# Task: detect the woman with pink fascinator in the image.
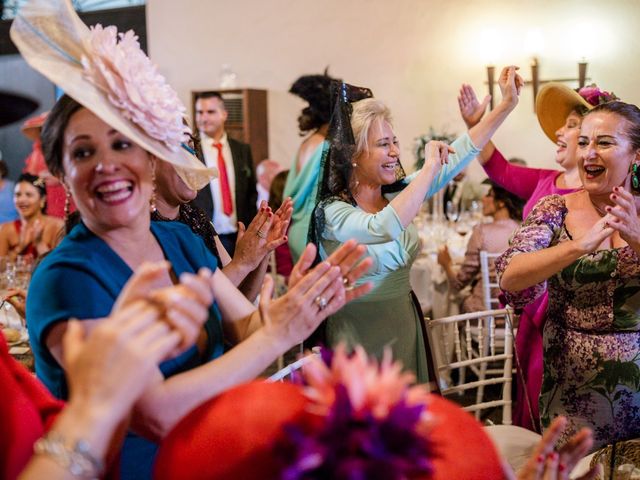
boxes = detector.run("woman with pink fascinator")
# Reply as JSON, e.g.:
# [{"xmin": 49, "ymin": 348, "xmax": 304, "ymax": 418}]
[{"xmin": 12, "ymin": 1, "xmax": 372, "ymax": 478}]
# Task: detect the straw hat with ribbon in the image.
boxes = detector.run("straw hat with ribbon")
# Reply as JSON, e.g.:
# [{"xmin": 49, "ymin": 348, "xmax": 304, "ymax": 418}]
[
  {"xmin": 536, "ymin": 82, "xmax": 619, "ymax": 143},
  {"xmin": 10, "ymin": 0, "xmax": 215, "ymax": 191},
  {"xmin": 154, "ymin": 345, "xmax": 504, "ymax": 480}
]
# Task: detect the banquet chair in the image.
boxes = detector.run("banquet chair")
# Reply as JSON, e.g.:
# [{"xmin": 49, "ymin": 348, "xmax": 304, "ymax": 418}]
[
  {"xmin": 267, "ymin": 350, "xmax": 319, "ymax": 383},
  {"xmin": 479, "ymin": 250, "xmax": 502, "ymax": 310},
  {"xmin": 425, "ymin": 308, "xmax": 515, "ymax": 423},
  {"xmin": 426, "ymin": 307, "xmax": 542, "ymax": 472}
]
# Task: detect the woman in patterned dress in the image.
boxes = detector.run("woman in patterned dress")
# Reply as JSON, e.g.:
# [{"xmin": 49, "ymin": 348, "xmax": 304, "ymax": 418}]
[{"xmin": 497, "ymin": 101, "xmax": 640, "ymax": 450}]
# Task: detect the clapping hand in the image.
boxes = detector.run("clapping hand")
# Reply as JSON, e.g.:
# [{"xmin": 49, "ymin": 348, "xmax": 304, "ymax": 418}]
[
  {"xmin": 234, "ymin": 199, "xmax": 294, "ymax": 270},
  {"xmin": 574, "ymin": 214, "xmax": 615, "ymax": 254},
  {"xmin": 507, "ymin": 416, "xmax": 601, "ymax": 480},
  {"xmin": 289, "ymin": 240, "xmax": 373, "ymax": 303},
  {"xmin": 604, "ymin": 184, "xmax": 640, "ymax": 251},
  {"xmin": 18, "ymin": 219, "xmax": 44, "ymax": 251},
  {"xmin": 458, "ymin": 84, "xmax": 491, "ymax": 128},
  {"xmin": 63, "ymin": 300, "xmax": 183, "ymax": 427},
  {"xmin": 111, "ymin": 262, "xmax": 214, "ymax": 353}
]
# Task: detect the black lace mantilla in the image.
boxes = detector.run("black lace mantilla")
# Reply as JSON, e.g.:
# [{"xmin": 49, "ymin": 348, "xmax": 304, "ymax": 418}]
[
  {"xmin": 307, "ymin": 81, "xmax": 407, "ymax": 260},
  {"xmin": 152, "ymin": 203, "xmax": 220, "ymax": 263}
]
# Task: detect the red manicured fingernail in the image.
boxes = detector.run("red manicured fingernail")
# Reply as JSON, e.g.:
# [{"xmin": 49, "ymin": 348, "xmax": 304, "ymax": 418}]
[
  {"xmin": 559, "ymin": 463, "xmax": 566, "ymax": 472},
  {"xmin": 612, "ymin": 194, "xmax": 617, "ymax": 199},
  {"xmin": 614, "ymin": 186, "xmax": 619, "ymax": 191},
  {"xmin": 606, "ymin": 206, "xmax": 612, "ymax": 212},
  {"xmin": 536, "ymin": 454, "xmax": 544, "ymax": 463}
]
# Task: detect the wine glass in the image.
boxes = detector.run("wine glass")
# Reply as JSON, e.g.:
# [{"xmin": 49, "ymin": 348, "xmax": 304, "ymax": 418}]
[
  {"xmin": 446, "ymin": 201, "xmax": 459, "ymax": 223},
  {"xmin": 470, "ymin": 200, "xmax": 482, "ymax": 221}
]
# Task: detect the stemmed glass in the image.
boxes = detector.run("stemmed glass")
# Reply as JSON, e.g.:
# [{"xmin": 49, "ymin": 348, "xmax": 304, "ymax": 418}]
[
  {"xmin": 446, "ymin": 201, "xmax": 460, "ymax": 223},
  {"xmin": 469, "ymin": 200, "xmax": 482, "ymax": 221}
]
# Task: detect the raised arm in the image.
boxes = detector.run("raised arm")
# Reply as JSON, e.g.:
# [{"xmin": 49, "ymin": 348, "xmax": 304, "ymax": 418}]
[
  {"xmin": 457, "ymin": 66, "xmax": 522, "ymax": 165},
  {"xmin": 324, "ymin": 137, "xmax": 477, "ymax": 244},
  {"xmin": 402, "ymin": 66, "xmax": 523, "ymax": 217},
  {"xmin": 482, "ymin": 147, "xmax": 548, "ymax": 200},
  {"xmin": 466, "ymin": 66, "xmax": 522, "ymax": 152},
  {"xmin": 458, "ymin": 83, "xmax": 497, "ymax": 165},
  {"xmin": 458, "ymin": 78, "xmax": 553, "ymax": 200}
]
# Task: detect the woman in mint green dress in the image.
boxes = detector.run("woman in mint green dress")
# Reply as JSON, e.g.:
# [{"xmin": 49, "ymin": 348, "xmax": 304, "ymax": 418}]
[{"xmin": 312, "ymin": 71, "xmax": 522, "ymax": 383}]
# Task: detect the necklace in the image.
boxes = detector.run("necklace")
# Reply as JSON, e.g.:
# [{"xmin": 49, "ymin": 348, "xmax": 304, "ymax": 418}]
[
  {"xmin": 151, "ymin": 208, "xmax": 180, "ymax": 222},
  {"xmin": 589, "ymin": 197, "xmax": 608, "ymax": 217}
]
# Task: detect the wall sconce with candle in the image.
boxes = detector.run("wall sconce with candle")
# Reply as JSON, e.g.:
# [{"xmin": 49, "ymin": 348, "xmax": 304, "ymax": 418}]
[{"xmin": 486, "ymin": 58, "xmax": 589, "ymax": 112}]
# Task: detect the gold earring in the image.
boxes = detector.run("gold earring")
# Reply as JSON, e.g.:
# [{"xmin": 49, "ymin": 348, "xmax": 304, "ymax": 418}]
[
  {"xmin": 63, "ymin": 187, "xmax": 71, "ymax": 221},
  {"xmin": 150, "ymin": 168, "xmax": 157, "ymax": 213}
]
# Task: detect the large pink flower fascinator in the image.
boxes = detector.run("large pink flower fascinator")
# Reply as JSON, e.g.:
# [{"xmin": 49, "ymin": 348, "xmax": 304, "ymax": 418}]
[{"xmin": 10, "ymin": 0, "xmax": 216, "ymax": 190}]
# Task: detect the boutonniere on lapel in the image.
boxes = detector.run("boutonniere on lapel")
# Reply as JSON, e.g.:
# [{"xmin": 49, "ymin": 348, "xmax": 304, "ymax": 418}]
[{"xmin": 242, "ymin": 165, "xmax": 253, "ymax": 178}]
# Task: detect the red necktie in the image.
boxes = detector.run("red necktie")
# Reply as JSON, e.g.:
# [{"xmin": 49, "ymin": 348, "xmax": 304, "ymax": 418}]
[{"xmin": 213, "ymin": 142, "xmax": 233, "ymax": 216}]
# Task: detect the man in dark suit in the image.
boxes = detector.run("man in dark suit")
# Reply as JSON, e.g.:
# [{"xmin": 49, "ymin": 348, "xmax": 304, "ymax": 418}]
[{"xmin": 192, "ymin": 91, "xmax": 257, "ymax": 256}]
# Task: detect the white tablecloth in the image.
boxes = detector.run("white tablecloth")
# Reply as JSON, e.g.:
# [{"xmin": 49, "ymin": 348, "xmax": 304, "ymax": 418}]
[{"xmin": 410, "ymin": 221, "xmax": 472, "ymax": 318}]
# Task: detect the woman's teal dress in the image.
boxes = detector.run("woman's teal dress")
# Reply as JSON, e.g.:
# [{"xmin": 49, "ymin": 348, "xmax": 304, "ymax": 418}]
[
  {"xmin": 26, "ymin": 221, "xmax": 224, "ymax": 480},
  {"xmin": 284, "ymin": 141, "xmax": 327, "ymax": 263},
  {"xmin": 319, "ymin": 133, "xmax": 480, "ymax": 383}
]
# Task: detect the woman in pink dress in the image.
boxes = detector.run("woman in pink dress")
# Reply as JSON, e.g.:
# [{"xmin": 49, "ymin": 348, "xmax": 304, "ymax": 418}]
[{"xmin": 458, "ymin": 80, "xmax": 618, "ymax": 431}]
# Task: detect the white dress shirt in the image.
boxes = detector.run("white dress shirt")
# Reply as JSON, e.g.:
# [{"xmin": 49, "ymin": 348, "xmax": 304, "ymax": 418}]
[{"xmin": 200, "ymin": 132, "xmax": 237, "ymax": 234}]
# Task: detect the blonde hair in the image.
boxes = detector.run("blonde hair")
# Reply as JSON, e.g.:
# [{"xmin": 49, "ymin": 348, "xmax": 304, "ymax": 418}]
[{"xmin": 350, "ymin": 98, "xmax": 393, "ymax": 160}]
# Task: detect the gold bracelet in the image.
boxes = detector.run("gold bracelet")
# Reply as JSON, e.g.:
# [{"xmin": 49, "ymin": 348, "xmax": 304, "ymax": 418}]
[{"xmin": 34, "ymin": 432, "xmax": 104, "ymax": 478}]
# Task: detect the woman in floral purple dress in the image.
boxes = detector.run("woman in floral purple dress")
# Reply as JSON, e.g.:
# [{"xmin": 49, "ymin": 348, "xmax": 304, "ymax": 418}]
[
  {"xmin": 459, "ymin": 81, "xmax": 618, "ymax": 432},
  {"xmin": 496, "ymin": 101, "xmax": 640, "ymax": 449}
]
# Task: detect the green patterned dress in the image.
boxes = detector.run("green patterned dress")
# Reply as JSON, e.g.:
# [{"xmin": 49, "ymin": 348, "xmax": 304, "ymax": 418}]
[{"xmin": 497, "ymin": 195, "xmax": 640, "ymax": 449}]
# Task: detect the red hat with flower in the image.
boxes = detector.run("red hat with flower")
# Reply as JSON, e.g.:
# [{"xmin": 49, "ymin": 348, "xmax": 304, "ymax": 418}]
[
  {"xmin": 21, "ymin": 111, "xmax": 49, "ymax": 141},
  {"xmin": 536, "ymin": 82, "xmax": 619, "ymax": 143},
  {"xmin": 154, "ymin": 345, "xmax": 503, "ymax": 480}
]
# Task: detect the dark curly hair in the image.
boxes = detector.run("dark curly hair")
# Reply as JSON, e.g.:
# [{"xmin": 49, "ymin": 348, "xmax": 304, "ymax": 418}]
[
  {"xmin": 289, "ymin": 70, "xmax": 340, "ymax": 134},
  {"xmin": 16, "ymin": 173, "xmax": 47, "ymax": 213},
  {"xmin": 488, "ymin": 183, "xmax": 524, "ymax": 221}
]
